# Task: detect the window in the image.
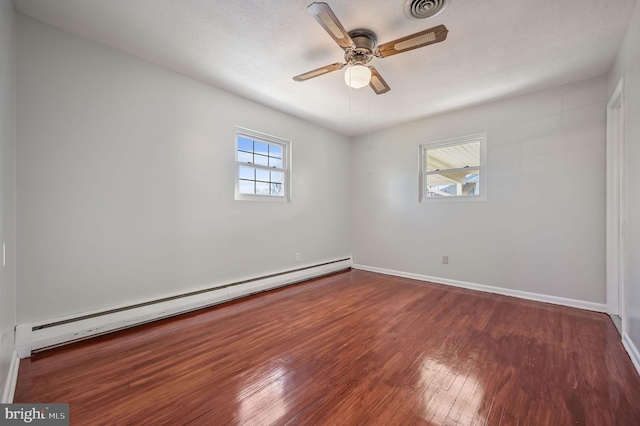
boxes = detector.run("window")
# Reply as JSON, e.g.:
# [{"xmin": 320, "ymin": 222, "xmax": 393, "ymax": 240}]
[
  {"xmin": 420, "ymin": 133, "xmax": 487, "ymax": 201},
  {"xmin": 235, "ymin": 128, "xmax": 290, "ymax": 201}
]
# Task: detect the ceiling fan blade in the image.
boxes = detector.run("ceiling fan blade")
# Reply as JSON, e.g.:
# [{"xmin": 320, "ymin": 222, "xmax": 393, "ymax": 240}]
[
  {"xmin": 293, "ymin": 63, "xmax": 346, "ymax": 82},
  {"xmin": 368, "ymin": 66, "xmax": 391, "ymax": 95},
  {"xmin": 307, "ymin": 2, "xmax": 355, "ymax": 50},
  {"xmin": 375, "ymin": 25, "xmax": 448, "ymax": 58}
]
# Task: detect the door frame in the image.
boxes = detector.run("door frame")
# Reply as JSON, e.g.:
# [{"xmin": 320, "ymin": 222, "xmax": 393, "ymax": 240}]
[{"xmin": 606, "ymin": 77, "xmax": 625, "ymax": 329}]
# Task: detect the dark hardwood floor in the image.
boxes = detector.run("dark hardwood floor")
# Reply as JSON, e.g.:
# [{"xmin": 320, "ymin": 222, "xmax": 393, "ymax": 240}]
[{"xmin": 14, "ymin": 270, "xmax": 640, "ymax": 425}]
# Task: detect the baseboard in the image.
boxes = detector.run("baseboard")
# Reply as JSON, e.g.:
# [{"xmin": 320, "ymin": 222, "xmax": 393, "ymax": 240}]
[
  {"xmin": 352, "ymin": 264, "xmax": 607, "ymax": 313},
  {"xmin": 16, "ymin": 258, "xmax": 352, "ymax": 358},
  {"xmin": 1, "ymin": 351, "xmax": 19, "ymax": 403},
  {"xmin": 622, "ymin": 333, "xmax": 640, "ymax": 376}
]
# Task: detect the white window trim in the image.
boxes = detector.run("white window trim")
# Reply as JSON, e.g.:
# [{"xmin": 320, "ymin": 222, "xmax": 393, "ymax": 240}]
[
  {"xmin": 419, "ymin": 133, "xmax": 487, "ymax": 202},
  {"xmin": 235, "ymin": 127, "xmax": 291, "ymax": 202}
]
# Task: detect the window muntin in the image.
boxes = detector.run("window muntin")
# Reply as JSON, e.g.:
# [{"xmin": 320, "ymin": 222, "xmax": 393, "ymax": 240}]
[
  {"xmin": 235, "ymin": 129, "xmax": 290, "ymax": 201},
  {"xmin": 420, "ymin": 134, "xmax": 486, "ymax": 201}
]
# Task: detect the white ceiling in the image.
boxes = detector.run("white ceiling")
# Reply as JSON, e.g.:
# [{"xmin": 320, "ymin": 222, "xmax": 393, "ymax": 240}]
[{"xmin": 15, "ymin": 0, "xmax": 638, "ymax": 137}]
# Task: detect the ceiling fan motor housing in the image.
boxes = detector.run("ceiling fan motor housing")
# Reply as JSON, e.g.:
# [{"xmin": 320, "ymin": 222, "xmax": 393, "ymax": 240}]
[{"xmin": 345, "ymin": 29, "xmax": 377, "ymax": 65}]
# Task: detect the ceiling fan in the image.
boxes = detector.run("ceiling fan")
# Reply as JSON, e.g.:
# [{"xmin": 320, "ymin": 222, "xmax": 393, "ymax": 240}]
[{"xmin": 293, "ymin": 2, "xmax": 449, "ymax": 95}]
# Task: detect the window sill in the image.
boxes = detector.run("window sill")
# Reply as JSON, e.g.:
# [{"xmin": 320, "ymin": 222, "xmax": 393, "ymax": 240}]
[
  {"xmin": 419, "ymin": 194, "xmax": 487, "ymax": 203},
  {"xmin": 235, "ymin": 194, "xmax": 290, "ymax": 202}
]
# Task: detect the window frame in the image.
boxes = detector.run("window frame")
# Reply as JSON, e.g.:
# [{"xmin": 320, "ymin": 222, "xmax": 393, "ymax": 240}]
[
  {"xmin": 235, "ymin": 127, "xmax": 291, "ymax": 202},
  {"xmin": 419, "ymin": 133, "xmax": 487, "ymax": 202}
]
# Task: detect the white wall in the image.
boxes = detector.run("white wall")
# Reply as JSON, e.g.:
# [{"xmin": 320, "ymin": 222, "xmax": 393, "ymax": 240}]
[
  {"xmin": 0, "ymin": 0, "xmax": 17, "ymax": 398},
  {"xmin": 352, "ymin": 76, "xmax": 608, "ymax": 304},
  {"xmin": 16, "ymin": 16, "xmax": 351, "ymax": 324},
  {"xmin": 609, "ymin": 0, "xmax": 640, "ymax": 362}
]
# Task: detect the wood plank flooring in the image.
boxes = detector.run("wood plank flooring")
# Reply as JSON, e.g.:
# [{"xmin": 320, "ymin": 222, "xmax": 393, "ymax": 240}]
[{"xmin": 14, "ymin": 270, "xmax": 640, "ymax": 425}]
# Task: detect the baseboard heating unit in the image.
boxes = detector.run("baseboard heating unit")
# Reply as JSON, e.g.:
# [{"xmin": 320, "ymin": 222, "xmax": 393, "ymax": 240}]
[{"xmin": 16, "ymin": 258, "xmax": 352, "ymax": 358}]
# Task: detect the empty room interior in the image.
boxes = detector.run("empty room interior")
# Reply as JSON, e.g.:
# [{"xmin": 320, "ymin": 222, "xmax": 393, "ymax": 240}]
[{"xmin": 2, "ymin": 0, "xmax": 640, "ymax": 424}]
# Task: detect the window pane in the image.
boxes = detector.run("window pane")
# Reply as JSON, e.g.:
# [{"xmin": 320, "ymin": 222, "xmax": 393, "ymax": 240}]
[
  {"xmin": 269, "ymin": 145, "xmax": 282, "ymax": 159},
  {"xmin": 269, "ymin": 157, "xmax": 282, "ymax": 168},
  {"xmin": 254, "ymin": 154, "xmax": 268, "ymax": 166},
  {"xmin": 271, "ymin": 171, "xmax": 283, "ymax": 184},
  {"xmin": 270, "ymin": 183, "xmax": 283, "ymax": 196},
  {"xmin": 427, "ymin": 141, "xmax": 480, "ymax": 171},
  {"xmin": 254, "ymin": 142, "xmax": 269, "ymax": 156},
  {"xmin": 256, "ymin": 181, "xmax": 270, "ymax": 195},
  {"xmin": 256, "ymin": 169, "xmax": 270, "ymax": 182},
  {"xmin": 238, "ymin": 137, "xmax": 253, "ymax": 153},
  {"xmin": 239, "ymin": 180, "xmax": 255, "ymax": 194},
  {"xmin": 238, "ymin": 151, "xmax": 253, "ymax": 163},
  {"xmin": 426, "ymin": 169, "xmax": 480, "ymax": 197},
  {"xmin": 239, "ymin": 166, "xmax": 254, "ymax": 180}
]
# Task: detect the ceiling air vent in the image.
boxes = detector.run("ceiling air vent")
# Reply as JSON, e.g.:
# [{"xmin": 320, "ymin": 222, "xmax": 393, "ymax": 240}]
[{"xmin": 405, "ymin": 0, "xmax": 449, "ymax": 19}]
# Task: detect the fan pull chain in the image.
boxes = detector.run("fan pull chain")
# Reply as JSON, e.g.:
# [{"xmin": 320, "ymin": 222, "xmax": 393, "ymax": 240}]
[
  {"xmin": 349, "ymin": 74, "xmax": 353, "ymax": 115},
  {"xmin": 368, "ymin": 88, "xmax": 372, "ymax": 148}
]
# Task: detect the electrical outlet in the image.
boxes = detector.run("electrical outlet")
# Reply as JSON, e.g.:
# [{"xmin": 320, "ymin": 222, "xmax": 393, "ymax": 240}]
[
  {"xmin": 443, "ymin": 256, "xmax": 449, "ymax": 264},
  {"xmin": 295, "ymin": 253, "xmax": 300, "ymax": 262}
]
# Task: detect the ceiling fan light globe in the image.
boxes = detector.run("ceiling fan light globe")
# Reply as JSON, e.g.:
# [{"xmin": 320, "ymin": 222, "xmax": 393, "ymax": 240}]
[{"xmin": 344, "ymin": 65, "xmax": 371, "ymax": 89}]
